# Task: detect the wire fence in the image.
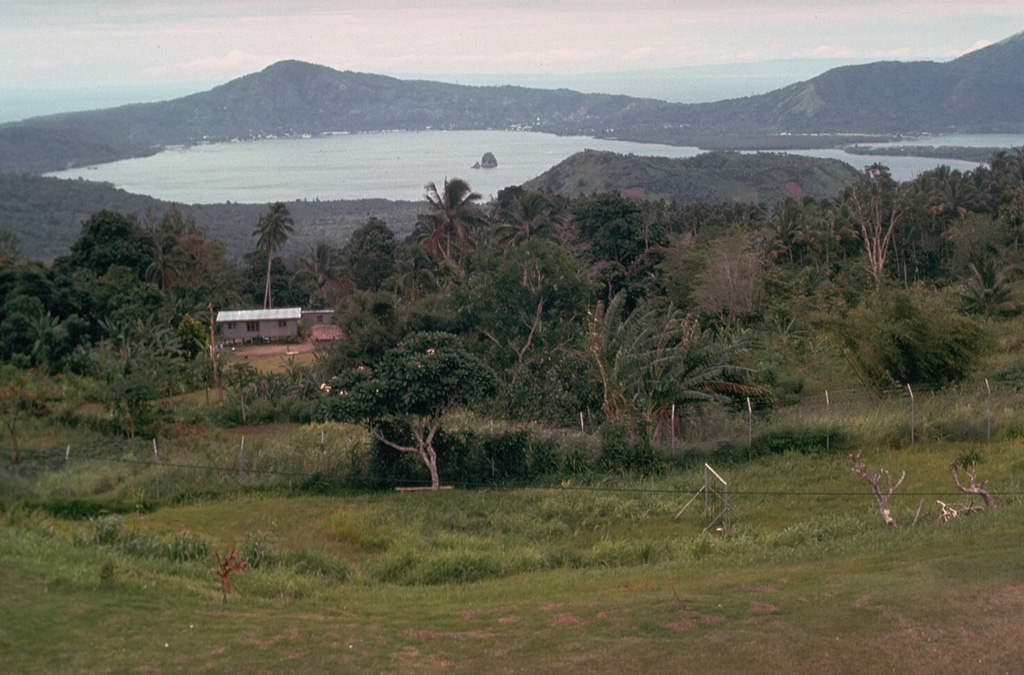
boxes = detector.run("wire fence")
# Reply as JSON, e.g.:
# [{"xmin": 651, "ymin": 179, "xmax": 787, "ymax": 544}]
[
  {"xmin": 8, "ymin": 378, "xmax": 1024, "ymax": 506},
  {"xmin": 28, "ymin": 442, "xmax": 1024, "ymax": 501}
]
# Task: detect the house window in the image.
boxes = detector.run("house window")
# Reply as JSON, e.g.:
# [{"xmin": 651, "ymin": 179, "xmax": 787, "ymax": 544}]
[
  {"xmin": 317, "ymin": 315, "xmax": 324, "ymax": 323},
  {"xmin": 226, "ymin": 322, "xmax": 235, "ymax": 330},
  {"xmin": 278, "ymin": 320, "xmax": 288, "ymax": 328},
  {"xmin": 246, "ymin": 321, "xmax": 259, "ymax": 332}
]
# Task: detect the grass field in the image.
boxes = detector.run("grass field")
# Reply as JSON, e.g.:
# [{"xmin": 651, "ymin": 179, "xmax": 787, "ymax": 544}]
[{"xmin": 3, "ymin": 432, "xmax": 1023, "ymax": 673}]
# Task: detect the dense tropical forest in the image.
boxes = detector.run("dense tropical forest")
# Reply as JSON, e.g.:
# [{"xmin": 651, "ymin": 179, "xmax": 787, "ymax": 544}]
[{"xmin": 1, "ymin": 147, "xmax": 1023, "ymax": 488}]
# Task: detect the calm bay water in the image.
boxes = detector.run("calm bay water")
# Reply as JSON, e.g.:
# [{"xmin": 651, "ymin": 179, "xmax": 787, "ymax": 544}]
[
  {"xmin": 46, "ymin": 130, "xmax": 1024, "ymax": 204},
  {"xmin": 47, "ymin": 131, "xmax": 703, "ymax": 203}
]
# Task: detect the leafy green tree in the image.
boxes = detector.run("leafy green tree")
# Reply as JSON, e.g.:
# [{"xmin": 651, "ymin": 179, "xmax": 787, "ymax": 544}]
[
  {"xmin": 571, "ymin": 191, "xmax": 658, "ymax": 268},
  {"xmin": 92, "ymin": 265, "xmax": 165, "ymax": 327},
  {"xmin": 767, "ymin": 197, "xmax": 805, "ymax": 263},
  {"xmin": 63, "ymin": 210, "xmax": 155, "ymax": 280},
  {"xmin": 0, "ymin": 294, "xmax": 45, "ymax": 365},
  {"xmin": 173, "ymin": 228, "xmax": 239, "ymax": 306},
  {"xmin": 103, "ymin": 371, "xmax": 157, "ymax": 439},
  {"xmin": 223, "ymin": 363, "xmax": 260, "ymax": 424},
  {"xmin": 0, "ymin": 230, "xmax": 20, "ymax": 268},
  {"xmin": 0, "ymin": 367, "xmax": 55, "ymax": 462},
  {"xmin": 176, "ymin": 313, "xmax": 208, "ymax": 359},
  {"xmin": 340, "ymin": 218, "xmax": 398, "ymax": 291},
  {"xmin": 324, "ymin": 332, "xmax": 494, "ymax": 489},
  {"xmin": 242, "ymin": 250, "xmax": 303, "ymax": 310},
  {"xmin": 253, "ymin": 202, "xmax": 294, "ymax": 309},
  {"xmin": 458, "ymin": 239, "xmax": 593, "ymax": 384},
  {"xmin": 318, "ymin": 291, "xmax": 401, "ymax": 371}
]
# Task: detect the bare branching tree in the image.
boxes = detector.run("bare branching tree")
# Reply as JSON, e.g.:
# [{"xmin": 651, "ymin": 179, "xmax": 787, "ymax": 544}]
[
  {"xmin": 950, "ymin": 461, "xmax": 997, "ymax": 510},
  {"xmin": 849, "ymin": 450, "xmax": 905, "ymax": 529}
]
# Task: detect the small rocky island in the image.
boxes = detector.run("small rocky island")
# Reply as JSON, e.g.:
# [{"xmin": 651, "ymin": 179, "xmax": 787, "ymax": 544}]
[{"xmin": 472, "ymin": 152, "xmax": 498, "ymax": 169}]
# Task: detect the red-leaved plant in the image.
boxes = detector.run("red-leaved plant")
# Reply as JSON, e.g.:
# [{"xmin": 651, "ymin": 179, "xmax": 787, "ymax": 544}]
[{"xmin": 211, "ymin": 547, "xmax": 247, "ymax": 603}]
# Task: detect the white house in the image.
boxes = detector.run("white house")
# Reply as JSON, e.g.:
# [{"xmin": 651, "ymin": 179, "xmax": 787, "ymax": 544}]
[{"xmin": 216, "ymin": 308, "xmax": 302, "ymax": 342}]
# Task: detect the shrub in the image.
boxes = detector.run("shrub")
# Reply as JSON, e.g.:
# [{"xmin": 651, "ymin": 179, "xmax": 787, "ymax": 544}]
[
  {"xmin": 165, "ymin": 529, "xmax": 212, "ymax": 562},
  {"xmin": 840, "ymin": 288, "xmax": 985, "ymax": 389},
  {"xmin": 560, "ymin": 434, "xmax": 600, "ymax": 475},
  {"xmin": 281, "ymin": 549, "xmax": 350, "ymax": 581},
  {"xmin": 527, "ymin": 435, "xmax": 560, "ymax": 477},
  {"xmin": 36, "ymin": 497, "xmax": 155, "ymax": 520},
  {"xmin": 239, "ymin": 530, "xmax": 278, "ymax": 569},
  {"xmin": 480, "ymin": 430, "xmax": 530, "ymax": 483},
  {"xmin": 599, "ymin": 419, "xmax": 658, "ymax": 474}
]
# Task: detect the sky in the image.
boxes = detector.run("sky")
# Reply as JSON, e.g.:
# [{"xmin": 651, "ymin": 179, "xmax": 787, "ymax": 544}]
[{"xmin": 3, "ymin": 1, "xmax": 1023, "ymax": 119}]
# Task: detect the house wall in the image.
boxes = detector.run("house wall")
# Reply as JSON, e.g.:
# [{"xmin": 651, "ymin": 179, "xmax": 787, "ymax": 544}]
[{"xmin": 221, "ymin": 319, "xmax": 299, "ymax": 341}]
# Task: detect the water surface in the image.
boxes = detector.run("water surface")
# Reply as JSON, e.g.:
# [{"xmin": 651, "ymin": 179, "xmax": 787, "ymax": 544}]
[
  {"xmin": 48, "ymin": 131, "xmax": 702, "ymax": 203},
  {"xmin": 47, "ymin": 130, "xmax": 1024, "ymax": 204}
]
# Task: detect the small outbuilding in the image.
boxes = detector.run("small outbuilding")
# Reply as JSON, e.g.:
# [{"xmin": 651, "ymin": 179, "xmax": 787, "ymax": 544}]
[
  {"xmin": 216, "ymin": 308, "xmax": 302, "ymax": 342},
  {"xmin": 304, "ymin": 309, "xmax": 342, "ymax": 342}
]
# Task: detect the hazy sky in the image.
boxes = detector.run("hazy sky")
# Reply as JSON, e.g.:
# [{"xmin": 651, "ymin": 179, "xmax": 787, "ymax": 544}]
[{"xmin": 3, "ymin": 1, "xmax": 1023, "ymax": 94}]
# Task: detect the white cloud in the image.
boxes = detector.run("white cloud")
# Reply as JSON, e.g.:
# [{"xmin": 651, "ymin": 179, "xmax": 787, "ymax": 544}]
[
  {"xmin": 141, "ymin": 50, "xmax": 264, "ymax": 80},
  {"xmin": 1, "ymin": 1, "xmax": 1023, "ymax": 91}
]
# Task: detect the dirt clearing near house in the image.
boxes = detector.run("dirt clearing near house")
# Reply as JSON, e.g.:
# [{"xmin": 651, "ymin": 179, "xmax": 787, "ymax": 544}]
[{"xmin": 222, "ymin": 340, "xmax": 319, "ymax": 371}]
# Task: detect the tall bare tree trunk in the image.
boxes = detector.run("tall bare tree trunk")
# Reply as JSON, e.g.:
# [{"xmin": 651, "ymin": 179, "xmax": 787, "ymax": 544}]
[{"xmin": 263, "ymin": 250, "xmax": 274, "ymax": 309}]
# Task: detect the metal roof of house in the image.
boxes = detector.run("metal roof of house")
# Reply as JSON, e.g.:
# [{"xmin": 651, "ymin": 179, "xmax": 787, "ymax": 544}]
[{"xmin": 216, "ymin": 308, "xmax": 302, "ymax": 322}]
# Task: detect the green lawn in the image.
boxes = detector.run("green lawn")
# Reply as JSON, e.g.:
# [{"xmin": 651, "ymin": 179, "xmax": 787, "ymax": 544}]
[{"xmin": 3, "ymin": 441, "xmax": 1023, "ymax": 673}]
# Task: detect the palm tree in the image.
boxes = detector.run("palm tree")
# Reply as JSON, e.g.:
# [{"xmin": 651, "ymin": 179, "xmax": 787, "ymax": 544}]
[
  {"xmin": 766, "ymin": 197, "xmax": 799, "ymax": 262},
  {"xmin": 962, "ymin": 260, "xmax": 1017, "ymax": 316},
  {"xmin": 924, "ymin": 166, "xmax": 979, "ymax": 224},
  {"xmin": 392, "ymin": 245, "xmax": 438, "ymax": 303},
  {"xmin": 417, "ymin": 178, "xmax": 484, "ymax": 265},
  {"xmin": 588, "ymin": 291, "xmax": 759, "ymax": 437},
  {"xmin": 295, "ymin": 242, "xmax": 347, "ymax": 305},
  {"xmin": 492, "ymin": 190, "xmax": 561, "ymax": 249},
  {"xmin": 253, "ymin": 202, "xmax": 294, "ymax": 309}
]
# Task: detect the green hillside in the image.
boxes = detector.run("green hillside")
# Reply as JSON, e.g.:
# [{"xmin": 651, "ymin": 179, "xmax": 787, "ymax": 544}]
[
  {"xmin": 0, "ymin": 172, "xmax": 422, "ymax": 262},
  {"xmin": 524, "ymin": 150, "xmax": 862, "ymax": 203}
]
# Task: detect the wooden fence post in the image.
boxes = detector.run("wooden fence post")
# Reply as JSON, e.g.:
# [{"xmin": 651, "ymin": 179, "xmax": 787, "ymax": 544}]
[
  {"xmin": 985, "ymin": 378, "xmax": 991, "ymax": 441},
  {"xmin": 907, "ymin": 384, "xmax": 915, "ymax": 444},
  {"xmin": 825, "ymin": 390, "xmax": 831, "ymax": 453}
]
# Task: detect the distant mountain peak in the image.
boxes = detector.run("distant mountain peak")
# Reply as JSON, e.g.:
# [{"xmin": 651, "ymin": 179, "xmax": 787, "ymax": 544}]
[
  {"xmin": 2, "ymin": 29, "xmax": 1023, "ymax": 175},
  {"xmin": 995, "ymin": 29, "xmax": 1024, "ymax": 45}
]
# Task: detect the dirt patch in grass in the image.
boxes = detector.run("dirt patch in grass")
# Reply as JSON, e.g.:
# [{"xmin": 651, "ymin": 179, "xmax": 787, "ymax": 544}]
[
  {"xmin": 550, "ymin": 612, "xmax": 586, "ymax": 629},
  {"xmin": 663, "ymin": 617, "xmax": 699, "ymax": 630},
  {"xmin": 229, "ymin": 342, "xmax": 316, "ymax": 357},
  {"xmin": 460, "ymin": 607, "xmax": 504, "ymax": 620},
  {"xmin": 414, "ymin": 630, "xmax": 498, "ymax": 640},
  {"xmin": 751, "ymin": 584, "xmax": 779, "ymax": 593}
]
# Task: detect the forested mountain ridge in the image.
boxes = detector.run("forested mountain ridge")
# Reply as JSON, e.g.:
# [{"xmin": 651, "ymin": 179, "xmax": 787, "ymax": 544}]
[
  {"xmin": 0, "ymin": 172, "xmax": 422, "ymax": 262},
  {"xmin": 1, "ymin": 30, "xmax": 1022, "ymax": 173},
  {"xmin": 686, "ymin": 30, "xmax": 1024, "ymax": 135},
  {"xmin": 0, "ymin": 63, "xmax": 675, "ymax": 174},
  {"xmin": 524, "ymin": 151, "xmax": 862, "ymax": 203}
]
